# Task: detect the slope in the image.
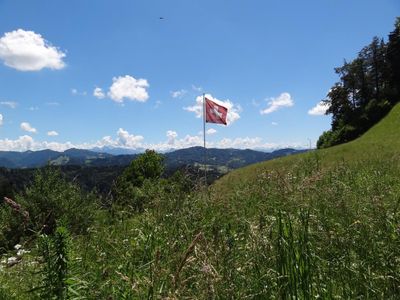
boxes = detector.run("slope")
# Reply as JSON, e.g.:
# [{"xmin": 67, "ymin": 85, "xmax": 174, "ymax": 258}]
[{"xmin": 213, "ymin": 102, "xmax": 400, "ymax": 197}]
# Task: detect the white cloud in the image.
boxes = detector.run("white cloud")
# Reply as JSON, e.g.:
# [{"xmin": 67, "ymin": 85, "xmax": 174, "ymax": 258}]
[
  {"xmin": 206, "ymin": 128, "xmax": 217, "ymax": 135},
  {"xmin": 47, "ymin": 131, "xmax": 58, "ymax": 136},
  {"xmin": 271, "ymin": 122, "xmax": 278, "ymax": 126},
  {"xmin": 171, "ymin": 89, "xmax": 187, "ymax": 98},
  {"xmin": 149, "ymin": 134, "xmax": 203, "ymax": 151},
  {"xmin": 29, "ymin": 106, "xmax": 39, "ymax": 111},
  {"xmin": 0, "ymin": 126, "xmax": 308, "ymax": 152},
  {"xmin": 108, "ymin": 75, "xmax": 149, "ymax": 103},
  {"xmin": 260, "ymin": 92, "xmax": 294, "ymax": 115},
  {"xmin": 20, "ymin": 122, "xmax": 37, "ymax": 133},
  {"xmin": 0, "ymin": 114, "xmax": 3, "ymax": 126},
  {"xmin": 0, "ymin": 29, "xmax": 65, "ymax": 71},
  {"xmin": 166, "ymin": 130, "xmax": 178, "ymax": 145},
  {"xmin": 184, "ymin": 94, "xmax": 241, "ymax": 126},
  {"xmin": 0, "ymin": 135, "xmax": 34, "ymax": 151},
  {"xmin": 308, "ymin": 101, "xmax": 329, "ymax": 116},
  {"xmin": 93, "ymin": 87, "xmax": 105, "ymax": 99},
  {"xmin": 0, "ymin": 101, "xmax": 18, "ymax": 109},
  {"xmin": 216, "ymin": 137, "xmax": 263, "ymax": 149},
  {"xmin": 71, "ymin": 88, "xmax": 78, "ymax": 95},
  {"xmin": 116, "ymin": 128, "xmax": 144, "ymax": 148}
]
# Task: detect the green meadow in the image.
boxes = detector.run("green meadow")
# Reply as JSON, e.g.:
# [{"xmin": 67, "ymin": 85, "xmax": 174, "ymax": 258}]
[{"xmin": 1, "ymin": 104, "xmax": 399, "ymax": 299}]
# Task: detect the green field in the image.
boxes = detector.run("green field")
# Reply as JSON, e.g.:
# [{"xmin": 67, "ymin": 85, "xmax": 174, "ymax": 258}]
[{"xmin": 1, "ymin": 104, "xmax": 400, "ymax": 299}]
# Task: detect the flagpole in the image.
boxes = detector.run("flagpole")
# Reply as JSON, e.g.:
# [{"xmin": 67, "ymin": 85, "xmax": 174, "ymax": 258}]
[{"xmin": 203, "ymin": 93, "xmax": 207, "ymax": 187}]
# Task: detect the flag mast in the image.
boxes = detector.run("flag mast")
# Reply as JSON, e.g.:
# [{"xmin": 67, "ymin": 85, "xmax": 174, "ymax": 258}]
[{"xmin": 203, "ymin": 93, "xmax": 207, "ymax": 187}]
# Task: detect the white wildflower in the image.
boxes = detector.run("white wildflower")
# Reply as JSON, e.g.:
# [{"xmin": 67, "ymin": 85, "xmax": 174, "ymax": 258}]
[
  {"xmin": 17, "ymin": 249, "xmax": 30, "ymax": 257},
  {"xmin": 14, "ymin": 244, "xmax": 22, "ymax": 250},
  {"xmin": 7, "ymin": 257, "xmax": 17, "ymax": 264}
]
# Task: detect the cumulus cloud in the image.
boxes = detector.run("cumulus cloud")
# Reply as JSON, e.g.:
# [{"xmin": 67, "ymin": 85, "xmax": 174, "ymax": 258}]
[
  {"xmin": 1, "ymin": 101, "xmax": 18, "ymax": 109},
  {"xmin": 116, "ymin": 128, "xmax": 144, "ymax": 148},
  {"xmin": 0, "ymin": 29, "xmax": 65, "ymax": 71},
  {"xmin": 149, "ymin": 133, "xmax": 203, "ymax": 151},
  {"xmin": 0, "ymin": 114, "xmax": 3, "ymax": 126},
  {"xmin": 93, "ymin": 87, "xmax": 105, "ymax": 99},
  {"xmin": 20, "ymin": 122, "xmax": 37, "ymax": 133},
  {"xmin": 171, "ymin": 89, "xmax": 187, "ymax": 98},
  {"xmin": 166, "ymin": 130, "xmax": 178, "ymax": 145},
  {"xmin": 0, "ymin": 135, "xmax": 34, "ymax": 151},
  {"xmin": 260, "ymin": 92, "xmax": 294, "ymax": 115},
  {"xmin": 216, "ymin": 137, "xmax": 263, "ymax": 149},
  {"xmin": 308, "ymin": 101, "xmax": 329, "ymax": 116},
  {"xmin": 184, "ymin": 94, "xmax": 241, "ymax": 126},
  {"xmin": 0, "ymin": 125, "xmax": 308, "ymax": 152},
  {"xmin": 47, "ymin": 130, "xmax": 58, "ymax": 136},
  {"xmin": 108, "ymin": 75, "xmax": 149, "ymax": 103}
]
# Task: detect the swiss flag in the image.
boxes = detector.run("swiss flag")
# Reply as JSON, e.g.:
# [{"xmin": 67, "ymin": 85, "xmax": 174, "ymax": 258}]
[{"xmin": 205, "ymin": 97, "xmax": 228, "ymax": 125}]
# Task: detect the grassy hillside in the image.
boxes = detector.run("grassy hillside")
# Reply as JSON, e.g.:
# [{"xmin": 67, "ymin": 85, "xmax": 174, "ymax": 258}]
[
  {"xmin": 1, "ymin": 105, "xmax": 399, "ymax": 298},
  {"xmin": 213, "ymin": 102, "xmax": 400, "ymax": 197}
]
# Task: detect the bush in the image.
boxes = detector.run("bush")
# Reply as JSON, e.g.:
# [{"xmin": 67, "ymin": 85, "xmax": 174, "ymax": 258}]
[
  {"xmin": 120, "ymin": 149, "xmax": 164, "ymax": 187},
  {"xmin": 0, "ymin": 204, "xmax": 26, "ymax": 253},
  {"xmin": 113, "ymin": 150, "xmax": 165, "ymax": 210},
  {"xmin": 17, "ymin": 167, "xmax": 95, "ymax": 235}
]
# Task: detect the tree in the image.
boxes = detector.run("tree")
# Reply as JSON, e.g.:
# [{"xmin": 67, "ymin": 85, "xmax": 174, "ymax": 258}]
[
  {"xmin": 120, "ymin": 149, "xmax": 164, "ymax": 187},
  {"xmin": 318, "ymin": 19, "xmax": 399, "ymax": 149},
  {"xmin": 387, "ymin": 17, "xmax": 400, "ymax": 104},
  {"xmin": 114, "ymin": 150, "xmax": 164, "ymax": 211}
]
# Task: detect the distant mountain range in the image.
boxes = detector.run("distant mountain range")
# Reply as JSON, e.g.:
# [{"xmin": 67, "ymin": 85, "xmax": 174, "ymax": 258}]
[{"xmin": 0, "ymin": 147, "xmax": 307, "ymax": 171}]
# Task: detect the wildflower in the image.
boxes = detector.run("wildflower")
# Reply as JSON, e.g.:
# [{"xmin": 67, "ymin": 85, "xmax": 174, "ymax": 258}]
[
  {"xmin": 7, "ymin": 257, "xmax": 17, "ymax": 264},
  {"xmin": 14, "ymin": 244, "xmax": 22, "ymax": 250},
  {"xmin": 17, "ymin": 249, "xmax": 30, "ymax": 257}
]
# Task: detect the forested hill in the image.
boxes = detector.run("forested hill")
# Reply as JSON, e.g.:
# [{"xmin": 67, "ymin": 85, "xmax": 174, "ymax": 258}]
[
  {"xmin": 0, "ymin": 147, "xmax": 306, "ymax": 196},
  {"xmin": 317, "ymin": 17, "xmax": 400, "ymax": 148},
  {"xmin": 0, "ymin": 147, "xmax": 305, "ymax": 169}
]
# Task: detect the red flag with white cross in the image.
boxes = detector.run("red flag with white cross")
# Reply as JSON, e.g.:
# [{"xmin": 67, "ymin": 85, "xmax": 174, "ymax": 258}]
[{"xmin": 205, "ymin": 97, "xmax": 228, "ymax": 125}]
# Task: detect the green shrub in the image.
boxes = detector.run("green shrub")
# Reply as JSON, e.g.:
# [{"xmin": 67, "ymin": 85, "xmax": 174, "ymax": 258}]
[
  {"xmin": 18, "ymin": 167, "xmax": 95, "ymax": 235},
  {"xmin": 113, "ymin": 150, "xmax": 165, "ymax": 210},
  {"xmin": 0, "ymin": 203, "xmax": 27, "ymax": 253}
]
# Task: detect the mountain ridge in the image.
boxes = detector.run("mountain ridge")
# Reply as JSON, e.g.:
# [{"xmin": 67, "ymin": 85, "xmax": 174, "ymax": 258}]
[{"xmin": 0, "ymin": 147, "xmax": 307, "ymax": 170}]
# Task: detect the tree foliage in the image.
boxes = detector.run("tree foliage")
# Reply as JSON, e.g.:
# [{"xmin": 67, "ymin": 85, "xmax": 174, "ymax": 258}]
[
  {"xmin": 113, "ymin": 149, "xmax": 165, "ymax": 211},
  {"xmin": 318, "ymin": 18, "xmax": 400, "ymax": 148},
  {"xmin": 120, "ymin": 149, "xmax": 164, "ymax": 187}
]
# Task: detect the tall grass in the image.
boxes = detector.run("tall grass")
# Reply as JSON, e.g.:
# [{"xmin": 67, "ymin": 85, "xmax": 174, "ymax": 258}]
[{"xmin": 0, "ymin": 154, "xmax": 399, "ymax": 298}]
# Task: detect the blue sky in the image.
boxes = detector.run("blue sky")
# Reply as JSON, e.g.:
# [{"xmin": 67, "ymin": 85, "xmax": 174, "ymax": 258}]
[{"xmin": 0, "ymin": 0, "xmax": 398, "ymax": 152}]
